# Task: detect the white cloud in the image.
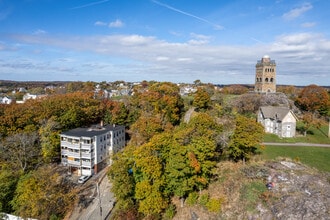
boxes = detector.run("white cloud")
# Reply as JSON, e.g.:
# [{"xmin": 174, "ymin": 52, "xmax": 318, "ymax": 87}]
[
  {"xmin": 6, "ymin": 32, "xmax": 330, "ymax": 85},
  {"xmin": 109, "ymin": 19, "xmax": 124, "ymax": 28},
  {"xmin": 301, "ymin": 22, "xmax": 316, "ymax": 28},
  {"xmin": 282, "ymin": 3, "xmax": 313, "ymax": 20},
  {"xmin": 188, "ymin": 33, "xmax": 211, "ymax": 45},
  {"xmin": 33, "ymin": 29, "xmax": 47, "ymax": 35},
  {"xmin": 156, "ymin": 56, "xmax": 169, "ymax": 61},
  {"xmin": 94, "ymin": 21, "xmax": 107, "ymax": 26}
]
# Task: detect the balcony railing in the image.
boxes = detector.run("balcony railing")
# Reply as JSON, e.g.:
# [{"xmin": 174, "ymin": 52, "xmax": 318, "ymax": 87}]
[
  {"xmin": 67, "ymin": 151, "xmax": 80, "ymax": 158},
  {"xmin": 61, "ymin": 142, "xmax": 80, "ymax": 149},
  {"xmin": 81, "ymin": 161, "xmax": 92, "ymax": 166},
  {"xmin": 81, "ymin": 152, "xmax": 93, "ymax": 158},
  {"xmin": 81, "ymin": 143, "xmax": 93, "ymax": 149},
  {"xmin": 67, "ymin": 160, "xmax": 80, "ymax": 166}
]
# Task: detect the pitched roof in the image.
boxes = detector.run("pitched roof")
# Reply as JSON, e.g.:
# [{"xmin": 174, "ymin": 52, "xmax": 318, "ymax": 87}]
[{"xmin": 259, "ymin": 106, "xmax": 291, "ymax": 121}]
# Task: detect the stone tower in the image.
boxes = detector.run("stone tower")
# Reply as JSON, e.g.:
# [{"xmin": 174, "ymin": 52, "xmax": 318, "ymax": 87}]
[{"xmin": 254, "ymin": 55, "xmax": 276, "ymax": 93}]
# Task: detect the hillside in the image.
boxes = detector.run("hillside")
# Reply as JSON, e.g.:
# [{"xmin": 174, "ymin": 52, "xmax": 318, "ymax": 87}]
[{"xmin": 172, "ymin": 159, "xmax": 330, "ymax": 220}]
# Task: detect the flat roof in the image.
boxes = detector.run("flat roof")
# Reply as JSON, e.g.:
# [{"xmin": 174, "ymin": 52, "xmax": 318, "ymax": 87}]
[{"xmin": 61, "ymin": 124, "xmax": 124, "ymax": 138}]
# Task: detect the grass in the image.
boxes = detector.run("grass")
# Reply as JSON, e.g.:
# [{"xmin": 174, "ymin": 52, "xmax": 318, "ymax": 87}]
[
  {"xmin": 240, "ymin": 180, "xmax": 266, "ymax": 212},
  {"xmin": 261, "ymin": 145, "xmax": 330, "ymax": 172},
  {"xmin": 263, "ymin": 124, "xmax": 330, "ymax": 144}
]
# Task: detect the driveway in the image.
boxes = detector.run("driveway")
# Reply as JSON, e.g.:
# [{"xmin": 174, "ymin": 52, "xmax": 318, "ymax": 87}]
[{"xmin": 67, "ymin": 168, "xmax": 115, "ymax": 220}]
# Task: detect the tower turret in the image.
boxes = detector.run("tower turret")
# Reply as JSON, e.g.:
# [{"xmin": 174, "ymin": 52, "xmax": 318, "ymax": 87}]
[{"xmin": 254, "ymin": 55, "xmax": 276, "ymax": 93}]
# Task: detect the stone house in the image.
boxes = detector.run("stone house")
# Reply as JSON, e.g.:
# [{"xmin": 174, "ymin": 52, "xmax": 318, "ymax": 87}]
[{"xmin": 257, "ymin": 106, "xmax": 297, "ymax": 138}]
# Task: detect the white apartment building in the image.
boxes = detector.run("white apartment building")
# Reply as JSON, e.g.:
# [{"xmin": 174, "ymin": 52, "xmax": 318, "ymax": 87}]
[{"xmin": 60, "ymin": 124, "xmax": 125, "ymax": 176}]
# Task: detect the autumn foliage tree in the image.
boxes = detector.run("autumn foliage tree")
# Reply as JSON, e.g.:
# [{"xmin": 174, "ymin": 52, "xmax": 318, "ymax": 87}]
[
  {"xmin": 295, "ymin": 84, "xmax": 329, "ymax": 116},
  {"xmin": 128, "ymin": 82, "xmax": 183, "ymax": 146},
  {"xmin": 109, "ymin": 112, "xmax": 222, "ymax": 217},
  {"xmin": 228, "ymin": 115, "xmax": 264, "ymax": 162},
  {"xmin": 193, "ymin": 88, "xmax": 211, "ymax": 110},
  {"xmin": 11, "ymin": 165, "xmax": 75, "ymax": 220}
]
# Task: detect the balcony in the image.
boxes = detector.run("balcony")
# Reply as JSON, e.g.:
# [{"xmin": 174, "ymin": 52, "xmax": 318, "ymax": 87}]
[
  {"xmin": 61, "ymin": 142, "xmax": 80, "ymax": 149},
  {"xmin": 81, "ymin": 152, "xmax": 93, "ymax": 158},
  {"xmin": 67, "ymin": 160, "xmax": 80, "ymax": 166},
  {"xmin": 81, "ymin": 161, "xmax": 92, "ymax": 166},
  {"xmin": 81, "ymin": 143, "xmax": 92, "ymax": 150},
  {"xmin": 67, "ymin": 151, "xmax": 80, "ymax": 158}
]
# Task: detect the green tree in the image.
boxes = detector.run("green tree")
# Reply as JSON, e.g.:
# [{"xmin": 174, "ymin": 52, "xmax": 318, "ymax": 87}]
[
  {"xmin": 163, "ymin": 113, "xmax": 220, "ymax": 206},
  {"xmin": 299, "ymin": 112, "xmax": 322, "ymax": 136},
  {"xmin": 133, "ymin": 142, "xmax": 167, "ymax": 215},
  {"xmin": 0, "ymin": 166, "xmax": 19, "ymax": 213},
  {"xmin": 228, "ymin": 115, "xmax": 264, "ymax": 162},
  {"xmin": 108, "ymin": 146, "xmax": 136, "ymax": 210},
  {"xmin": 39, "ymin": 119, "xmax": 61, "ymax": 163}
]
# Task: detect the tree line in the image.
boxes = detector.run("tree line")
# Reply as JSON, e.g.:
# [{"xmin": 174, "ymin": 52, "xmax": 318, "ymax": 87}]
[{"xmin": 0, "ymin": 81, "xmax": 328, "ymax": 219}]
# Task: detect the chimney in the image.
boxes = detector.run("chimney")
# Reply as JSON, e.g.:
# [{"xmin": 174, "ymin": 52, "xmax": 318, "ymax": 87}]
[{"xmin": 100, "ymin": 120, "xmax": 104, "ymax": 127}]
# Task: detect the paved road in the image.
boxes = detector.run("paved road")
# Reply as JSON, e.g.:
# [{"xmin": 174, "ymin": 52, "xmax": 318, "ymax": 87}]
[
  {"xmin": 263, "ymin": 142, "xmax": 330, "ymax": 148},
  {"xmin": 81, "ymin": 177, "xmax": 115, "ymax": 220},
  {"xmin": 67, "ymin": 168, "xmax": 115, "ymax": 220}
]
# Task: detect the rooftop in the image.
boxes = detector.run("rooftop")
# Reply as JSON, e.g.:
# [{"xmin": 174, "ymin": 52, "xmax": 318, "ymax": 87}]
[
  {"xmin": 61, "ymin": 124, "xmax": 124, "ymax": 137},
  {"xmin": 260, "ymin": 106, "xmax": 292, "ymax": 121}
]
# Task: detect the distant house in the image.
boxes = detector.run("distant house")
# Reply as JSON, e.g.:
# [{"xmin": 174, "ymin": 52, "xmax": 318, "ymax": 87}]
[
  {"xmin": 1, "ymin": 96, "xmax": 13, "ymax": 104},
  {"xmin": 257, "ymin": 106, "xmax": 297, "ymax": 138},
  {"xmin": 179, "ymin": 86, "xmax": 197, "ymax": 96},
  {"xmin": 60, "ymin": 123, "xmax": 125, "ymax": 176},
  {"xmin": 23, "ymin": 93, "xmax": 47, "ymax": 102}
]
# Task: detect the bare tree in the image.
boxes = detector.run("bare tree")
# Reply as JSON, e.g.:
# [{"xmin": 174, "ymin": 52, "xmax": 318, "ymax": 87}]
[{"xmin": 1, "ymin": 131, "xmax": 40, "ymax": 172}]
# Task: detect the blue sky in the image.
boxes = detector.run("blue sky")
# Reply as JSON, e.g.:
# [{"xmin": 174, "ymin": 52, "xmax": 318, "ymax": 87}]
[{"xmin": 0, "ymin": 0, "xmax": 329, "ymax": 85}]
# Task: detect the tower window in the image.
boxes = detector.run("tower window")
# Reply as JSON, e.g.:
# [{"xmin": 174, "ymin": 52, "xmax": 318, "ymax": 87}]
[
  {"xmin": 265, "ymin": 78, "xmax": 269, "ymax": 82},
  {"xmin": 270, "ymin": 78, "xmax": 274, "ymax": 82}
]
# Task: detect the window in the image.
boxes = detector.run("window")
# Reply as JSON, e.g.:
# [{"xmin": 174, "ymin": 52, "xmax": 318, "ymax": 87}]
[{"xmin": 83, "ymin": 139, "xmax": 91, "ymax": 144}]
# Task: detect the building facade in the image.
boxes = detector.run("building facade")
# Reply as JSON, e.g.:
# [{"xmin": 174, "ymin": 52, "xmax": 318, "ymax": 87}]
[
  {"xmin": 257, "ymin": 106, "xmax": 297, "ymax": 138},
  {"xmin": 60, "ymin": 124, "xmax": 125, "ymax": 176},
  {"xmin": 254, "ymin": 55, "xmax": 276, "ymax": 93}
]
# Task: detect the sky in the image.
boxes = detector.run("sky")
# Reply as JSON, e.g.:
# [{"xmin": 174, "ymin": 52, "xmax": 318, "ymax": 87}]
[{"xmin": 0, "ymin": 0, "xmax": 330, "ymax": 86}]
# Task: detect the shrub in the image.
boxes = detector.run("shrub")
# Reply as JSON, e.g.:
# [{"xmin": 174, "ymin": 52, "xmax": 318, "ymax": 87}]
[
  {"xmin": 198, "ymin": 193, "xmax": 209, "ymax": 206},
  {"xmin": 206, "ymin": 198, "xmax": 223, "ymax": 212},
  {"xmin": 163, "ymin": 204, "xmax": 176, "ymax": 219},
  {"xmin": 186, "ymin": 192, "xmax": 199, "ymax": 206}
]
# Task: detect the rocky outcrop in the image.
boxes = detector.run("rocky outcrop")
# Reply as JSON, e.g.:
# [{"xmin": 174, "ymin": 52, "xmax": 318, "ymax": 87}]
[{"xmin": 247, "ymin": 161, "xmax": 330, "ymax": 220}]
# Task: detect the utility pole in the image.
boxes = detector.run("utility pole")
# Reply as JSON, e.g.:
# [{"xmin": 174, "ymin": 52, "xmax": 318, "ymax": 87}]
[{"xmin": 97, "ymin": 182, "xmax": 102, "ymax": 220}]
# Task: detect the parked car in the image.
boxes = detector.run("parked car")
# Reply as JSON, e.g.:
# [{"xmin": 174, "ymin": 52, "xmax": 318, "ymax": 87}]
[{"xmin": 78, "ymin": 175, "xmax": 91, "ymax": 184}]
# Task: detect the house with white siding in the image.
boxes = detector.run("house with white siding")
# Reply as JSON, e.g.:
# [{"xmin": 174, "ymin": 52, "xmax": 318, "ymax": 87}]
[
  {"xmin": 0, "ymin": 96, "xmax": 13, "ymax": 104},
  {"xmin": 60, "ymin": 123, "xmax": 125, "ymax": 176},
  {"xmin": 257, "ymin": 106, "xmax": 298, "ymax": 138}
]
